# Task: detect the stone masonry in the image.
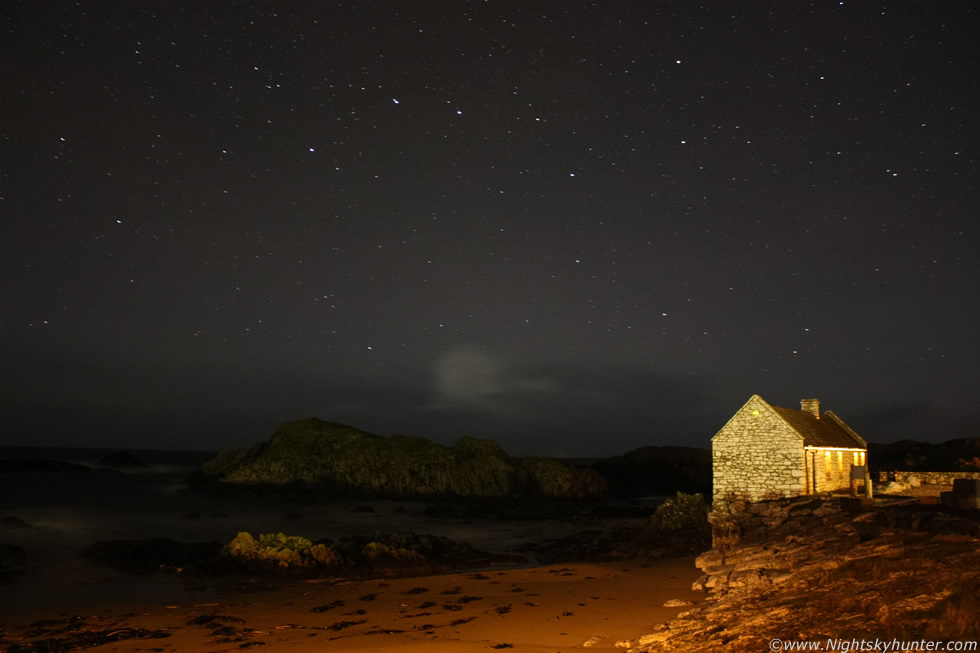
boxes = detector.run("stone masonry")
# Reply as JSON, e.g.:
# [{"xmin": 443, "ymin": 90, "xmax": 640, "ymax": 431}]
[
  {"xmin": 712, "ymin": 395, "xmax": 806, "ymax": 502},
  {"xmin": 712, "ymin": 395, "xmax": 867, "ymax": 503}
]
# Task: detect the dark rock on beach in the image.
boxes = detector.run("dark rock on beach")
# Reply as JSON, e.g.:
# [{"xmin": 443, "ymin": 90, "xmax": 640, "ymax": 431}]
[
  {"xmin": 84, "ymin": 531, "xmax": 526, "ymax": 581},
  {"xmin": 83, "ymin": 538, "xmax": 227, "ymax": 575},
  {"xmin": 188, "ymin": 418, "xmax": 608, "ymax": 500},
  {"xmin": 0, "ymin": 615, "xmax": 172, "ymax": 652},
  {"xmin": 324, "ymin": 531, "xmax": 527, "ymax": 577}
]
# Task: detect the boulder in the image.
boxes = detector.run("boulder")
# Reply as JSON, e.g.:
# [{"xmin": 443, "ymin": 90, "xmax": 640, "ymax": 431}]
[{"xmin": 189, "ymin": 418, "xmax": 608, "ymax": 500}]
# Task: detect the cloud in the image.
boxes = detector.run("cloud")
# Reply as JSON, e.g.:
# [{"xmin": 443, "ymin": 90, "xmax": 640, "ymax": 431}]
[
  {"xmin": 433, "ymin": 346, "xmax": 503, "ymax": 407},
  {"xmin": 430, "ymin": 345, "xmax": 556, "ymax": 412},
  {"xmin": 420, "ymin": 347, "xmax": 728, "ymax": 455}
]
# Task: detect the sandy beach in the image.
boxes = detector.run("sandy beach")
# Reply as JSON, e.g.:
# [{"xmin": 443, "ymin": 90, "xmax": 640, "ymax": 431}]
[
  {"xmin": 2, "ymin": 558, "xmax": 701, "ymax": 651},
  {"xmin": 0, "ymin": 448, "xmax": 703, "ymax": 651}
]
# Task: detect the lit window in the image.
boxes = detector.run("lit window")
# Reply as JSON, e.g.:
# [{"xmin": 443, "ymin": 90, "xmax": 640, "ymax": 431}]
[
  {"xmin": 837, "ymin": 451, "xmax": 843, "ymax": 473},
  {"xmin": 825, "ymin": 451, "xmax": 832, "ymax": 479}
]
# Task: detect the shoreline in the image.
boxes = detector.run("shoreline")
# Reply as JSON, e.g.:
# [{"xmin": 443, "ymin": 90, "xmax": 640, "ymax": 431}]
[{"xmin": 1, "ymin": 449, "xmax": 704, "ymax": 650}]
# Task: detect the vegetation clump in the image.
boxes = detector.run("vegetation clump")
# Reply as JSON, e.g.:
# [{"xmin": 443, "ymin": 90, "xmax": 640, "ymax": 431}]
[
  {"xmin": 361, "ymin": 541, "xmax": 425, "ymax": 565},
  {"xmin": 629, "ymin": 491, "xmax": 711, "ymax": 557},
  {"xmin": 218, "ymin": 530, "xmax": 521, "ymax": 578},
  {"xmin": 223, "ymin": 531, "xmax": 336, "ymax": 569},
  {"xmin": 648, "ymin": 492, "xmax": 710, "ymax": 534}
]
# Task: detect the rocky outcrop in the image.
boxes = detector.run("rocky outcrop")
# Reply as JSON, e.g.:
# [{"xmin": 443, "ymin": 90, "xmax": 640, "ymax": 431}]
[
  {"xmin": 869, "ymin": 437, "xmax": 980, "ymax": 473},
  {"xmin": 624, "ymin": 499, "xmax": 980, "ymax": 651},
  {"xmin": 591, "ymin": 445, "xmax": 710, "ymax": 497},
  {"xmin": 189, "ymin": 419, "xmax": 607, "ymax": 500},
  {"xmin": 96, "ymin": 451, "xmax": 148, "ymax": 469}
]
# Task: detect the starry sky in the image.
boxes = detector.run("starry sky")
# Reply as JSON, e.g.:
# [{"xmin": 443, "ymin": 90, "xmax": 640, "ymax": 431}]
[{"xmin": 1, "ymin": 1, "xmax": 977, "ymax": 456}]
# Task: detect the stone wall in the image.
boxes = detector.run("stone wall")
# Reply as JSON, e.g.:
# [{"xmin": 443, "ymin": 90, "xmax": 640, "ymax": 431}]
[
  {"xmin": 712, "ymin": 397, "xmax": 805, "ymax": 503},
  {"xmin": 877, "ymin": 470, "xmax": 980, "ymax": 485}
]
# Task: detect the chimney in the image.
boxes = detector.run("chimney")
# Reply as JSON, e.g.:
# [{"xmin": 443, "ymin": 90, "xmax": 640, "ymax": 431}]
[{"xmin": 801, "ymin": 398, "xmax": 820, "ymax": 419}]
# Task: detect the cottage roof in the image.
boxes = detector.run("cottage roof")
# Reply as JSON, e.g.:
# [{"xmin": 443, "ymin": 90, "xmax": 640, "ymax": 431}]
[{"xmin": 771, "ymin": 405, "xmax": 867, "ymax": 449}]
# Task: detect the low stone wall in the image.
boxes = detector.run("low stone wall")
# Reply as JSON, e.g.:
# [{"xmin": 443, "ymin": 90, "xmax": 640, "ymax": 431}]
[{"xmin": 876, "ymin": 470, "xmax": 980, "ymax": 486}]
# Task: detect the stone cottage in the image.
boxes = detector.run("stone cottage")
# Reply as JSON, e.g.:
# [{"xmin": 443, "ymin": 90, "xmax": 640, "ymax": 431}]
[{"xmin": 712, "ymin": 395, "xmax": 868, "ymax": 503}]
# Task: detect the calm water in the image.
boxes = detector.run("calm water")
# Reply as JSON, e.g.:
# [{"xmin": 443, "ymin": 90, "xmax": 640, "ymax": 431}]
[{"xmin": 0, "ymin": 447, "xmax": 618, "ymax": 615}]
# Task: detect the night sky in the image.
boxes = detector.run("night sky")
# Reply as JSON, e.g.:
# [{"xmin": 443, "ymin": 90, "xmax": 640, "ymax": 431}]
[{"xmin": 2, "ymin": 2, "xmax": 977, "ymax": 456}]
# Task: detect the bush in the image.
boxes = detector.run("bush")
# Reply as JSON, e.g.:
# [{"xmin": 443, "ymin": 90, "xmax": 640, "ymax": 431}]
[
  {"xmin": 644, "ymin": 492, "xmax": 711, "ymax": 554},
  {"xmin": 649, "ymin": 492, "xmax": 709, "ymax": 532}
]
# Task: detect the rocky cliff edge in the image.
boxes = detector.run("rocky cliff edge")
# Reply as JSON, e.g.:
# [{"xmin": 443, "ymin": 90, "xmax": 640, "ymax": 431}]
[{"xmin": 623, "ymin": 498, "xmax": 980, "ymax": 651}]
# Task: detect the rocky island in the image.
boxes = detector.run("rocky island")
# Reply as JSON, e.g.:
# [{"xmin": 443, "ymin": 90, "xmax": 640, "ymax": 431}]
[{"xmin": 189, "ymin": 418, "xmax": 608, "ymax": 499}]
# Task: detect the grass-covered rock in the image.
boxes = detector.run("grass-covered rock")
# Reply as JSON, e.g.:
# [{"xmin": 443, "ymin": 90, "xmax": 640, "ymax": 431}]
[
  {"xmin": 224, "ymin": 532, "xmax": 336, "ymax": 569},
  {"xmin": 220, "ymin": 530, "xmax": 523, "ymax": 578},
  {"xmin": 189, "ymin": 418, "xmax": 608, "ymax": 500}
]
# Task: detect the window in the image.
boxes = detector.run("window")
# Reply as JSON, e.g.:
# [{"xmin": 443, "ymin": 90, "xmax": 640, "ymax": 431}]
[
  {"xmin": 837, "ymin": 451, "xmax": 843, "ymax": 473},
  {"xmin": 825, "ymin": 451, "xmax": 832, "ymax": 479}
]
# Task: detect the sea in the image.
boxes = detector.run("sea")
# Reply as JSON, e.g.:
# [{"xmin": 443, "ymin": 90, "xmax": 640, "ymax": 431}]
[{"xmin": 0, "ymin": 446, "xmax": 621, "ymax": 616}]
